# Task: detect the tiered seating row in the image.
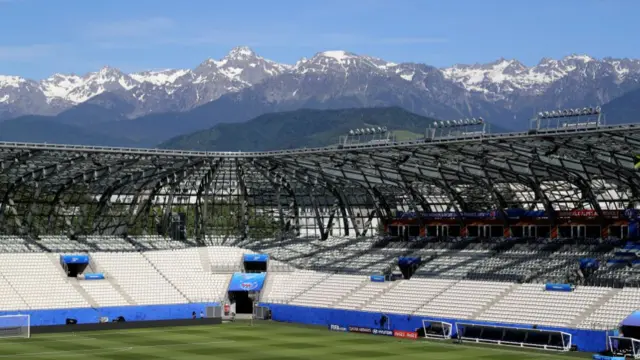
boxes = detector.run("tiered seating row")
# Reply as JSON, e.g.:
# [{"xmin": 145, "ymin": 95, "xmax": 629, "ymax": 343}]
[
  {"xmin": 334, "ymin": 281, "xmax": 396, "ymax": 310},
  {"xmin": 260, "ymin": 271, "xmax": 327, "ymax": 304},
  {"xmin": 0, "ymin": 236, "xmax": 38, "ymax": 252},
  {"xmin": 413, "ymin": 280, "xmax": 512, "ymax": 319},
  {"xmin": 289, "ymin": 274, "xmax": 367, "ymax": 308},
  {"xmin": 0, "ymin": 253, "xmax": 89, "ymax": 309},
  {"xmin": 89, "ymin": 252, "xmax": 187, "ymax": 305},
  {"xmin": 578, "ymin": 288, "xmax": 640, "ymax": 329},
  {"xmin": 144, "ymin": 248, "xmax": 231, "ymax": 302},
  {"xmin": 208, "ymin": 246, "xmax": 248, "ymax": 272},
  {"xmin": 77, "ymin": 280, "xmax": 130, "ymax": 307},
  {"xmin": 476, "ymin": 283, "xmax": 610, "ymax": 327},
  {"xmin": 362, "ymin": 278, "xmax": 456, "ymax": 314}
]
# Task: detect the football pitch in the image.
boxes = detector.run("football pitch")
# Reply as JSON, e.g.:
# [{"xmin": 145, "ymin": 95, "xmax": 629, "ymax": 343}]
[{"xmin": 0, "ymin": 321, "xmax": 592, "ymax": 359}]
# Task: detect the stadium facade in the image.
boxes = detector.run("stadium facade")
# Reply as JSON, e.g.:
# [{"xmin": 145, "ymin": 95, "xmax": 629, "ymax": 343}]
[{"xmin": 1, "ymin": 123, "xmax": 639, "ymax": 240}]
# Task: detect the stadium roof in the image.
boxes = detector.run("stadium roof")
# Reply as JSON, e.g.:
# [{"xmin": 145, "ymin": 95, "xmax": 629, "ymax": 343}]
[{"xmin": 1, "ymin": 123, "xmax": 640, "ymax": 237}]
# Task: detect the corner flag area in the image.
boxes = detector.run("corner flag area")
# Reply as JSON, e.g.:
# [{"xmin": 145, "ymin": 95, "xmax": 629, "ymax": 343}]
[{"xmin": 0, "ymin": 322, "xmax": 591, "ymax": 359}]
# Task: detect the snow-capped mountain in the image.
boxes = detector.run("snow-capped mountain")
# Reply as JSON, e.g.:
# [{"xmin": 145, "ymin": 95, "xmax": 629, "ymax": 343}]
[
  {"xmin": 442, "ymin": 55, "xmax": 640, "ymax": 105},
  {"xmin": 0, "ymin": 75, "xmax": 51, "ymax": 119},
  {"xmin": 2, "ymin": 47, "xmax": 640, "ymax": 128},
  {"xmin": 0, "ymin": 46, "xmax": 291, "ymax": 119},
  {"xmin": 254, "ymin": 50, "xmax": 493, "ymax": 121},
  {"xmin": 294, "ymin": 50, "xmax": 397, "ymax": 74}
]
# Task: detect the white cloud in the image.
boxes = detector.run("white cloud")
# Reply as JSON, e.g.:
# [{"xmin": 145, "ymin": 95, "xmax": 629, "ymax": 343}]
[
  {"xmin": 87, "ymin": 17, "xmax": 175, "ymax": 39},
  {"xmin": 81, "ymin": 17, "xmax": 447, "ymax": 50},
  {"xmin": 378, "ymin": 37, "xmax": 448, "ymax": 45},
  {"xmin": 160, "ymin": 31, "xmax": 447, "ymax": 48},
  {"xmin": 316, "ymin": 33, "xmax": 448, "ymax": 47},
  {"xmin": 0, "ymin": 44, "xmax": 58, "ymax": 61}
]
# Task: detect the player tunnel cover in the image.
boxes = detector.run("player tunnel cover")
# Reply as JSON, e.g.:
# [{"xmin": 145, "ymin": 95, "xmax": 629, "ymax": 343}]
[{"xmin": 228, "ymin": 272, "xmax": 266, "ymax": 291}]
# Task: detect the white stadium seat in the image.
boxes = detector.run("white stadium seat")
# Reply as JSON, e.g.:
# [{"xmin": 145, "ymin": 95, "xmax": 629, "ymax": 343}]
[{"xmin": 0, "ymin": 240, "xmax": 635, "ymax": 332}]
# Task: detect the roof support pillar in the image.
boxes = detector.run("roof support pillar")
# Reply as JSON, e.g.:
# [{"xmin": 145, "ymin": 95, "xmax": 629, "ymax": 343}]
[
  {"xmin": 309, "ymin": 190, "xmax": 327, "ymax": 240},
  {"xmin": 194, "ymin": 160, "xmax": 221, "ymax": 243},
  {"xmin": 235, "ymin": 159, "xmax": 249, "ymax": 241}
]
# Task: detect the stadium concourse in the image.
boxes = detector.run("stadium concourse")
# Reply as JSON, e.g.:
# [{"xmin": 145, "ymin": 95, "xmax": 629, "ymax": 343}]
[{"xmin": 1, "ymin": 122, "xmax": 640, "ymax": 356}]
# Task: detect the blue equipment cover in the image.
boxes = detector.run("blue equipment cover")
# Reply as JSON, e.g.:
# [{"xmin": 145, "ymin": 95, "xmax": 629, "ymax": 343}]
[
  {"xmin": 545, "ymin": 283, "xmax": 573, "ymax": 292},
  {"xmin": 83, "ymin": 273, "xmax": 105, "ymax": 280},
  {"xmin": 620, "ymin": 311, "xmax": 640, "ymax": 327},
  {"xmin": 370, "ymin": 275, "xmax": 385, "ymax": 282},
  {"xmin": 228, "ymin": 272, "xmax": 266, "ymax": 291},
  {"xmin": 60, "ymin": 254, "xmax": 89, "ymax": 264},
  {"xmin": 398, "ymin": 257, "xmax": 421, "ymax": 266},
  {"xmin": 580, "ymin": 258, "xmax": 600, "ymax": 269},
  {"xmin": 243, "ymin": 254, "xmax": 269, "ymax": 262}
]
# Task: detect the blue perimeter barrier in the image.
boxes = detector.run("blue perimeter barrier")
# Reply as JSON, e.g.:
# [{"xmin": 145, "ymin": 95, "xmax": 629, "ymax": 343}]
[
  {"xmin": 0, "ymin": 302, "xmax": 219, "ymax": 326},
  {"xmin": 261, "ymin": 303, "xmax": 611, "ymax": 353}
]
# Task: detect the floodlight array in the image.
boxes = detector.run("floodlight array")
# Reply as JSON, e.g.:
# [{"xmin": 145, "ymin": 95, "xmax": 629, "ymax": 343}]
[
  {"xmin": 348, "ymin": 126, "xmax": 388, "ymax": 136},
  {"xmin": 537, "ymin": 107, "xmax": 601, "ymax": 119},
  {"xmin": 432, "ymin": 118, "xmax": 484, "ymax": 128}
]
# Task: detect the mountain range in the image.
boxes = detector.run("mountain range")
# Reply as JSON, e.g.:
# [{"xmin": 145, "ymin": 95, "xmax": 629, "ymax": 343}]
[
  {"xmin": 1, "ymin": 46, "xmax": 640, "ymax": 149},
  {"xmin": 160, "ymin": 107, "xmax": 443, "ymax": 151},
  {"xmin": 0, "ymin": 47, "xmax": 290, "ymax": 120}
]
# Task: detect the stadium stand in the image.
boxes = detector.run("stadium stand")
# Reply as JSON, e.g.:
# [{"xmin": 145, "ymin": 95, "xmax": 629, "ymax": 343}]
[
  {"xmin": 475, "ymin": 283, "xmax": 612, "ymax": 327},
  {"xmin": 1, "ymin": 119, "xmax": 640, "ymax": 354},
  {"xmin": 0, "ymin": 253, "xmax": 90, "ymax": 309},
  {"xmin": 578, "ymin": 287, "xmax": 640, "ymax": 329},
  {"xmin": 0, "ymin": 237, "xmax": 639, "ymax": 333},
  {"xmin": 289, "ymin": 274, "xmax": 367, "ymax": 308},
  {"xmin": 85, "ymin": 236, "xmax": 136, "ymax": 251},
  {"xmin": 334, "ymin": 281, "xmax": 397, "ymax": 310},
  {"xmin": 244, "ymin": 236, "xmax": 382, "ymax": 273},
  {"xmin": 76, "ymin": 279, "xmax": 131, "ymax": 307},
  {"xmin": 0, "ymin": 273, "xmax": 30, "ymax": 310},
  {"xmin": 362, "ymin": 278, "xmax": 456, "ymax": 314},
  {"xmin": 208, "ymin": 246, "xmax": 248, "ymax": 272},
  {"xmin": 145, "ymin": 248, "xmax": 231, "ymax": 302},
  {"xmin": 39, "ymin": 236, "xmax": 92, "ymax": 252},
  {"xmin": 260, "ymin": 270, "xmax": 329, "ymax": 304},
  {"xmin": 130, "ymin": 235, "xmax": 192, "ymax": 250},
  {"xmin": 413, "ymin": 280, "xmax": 514, "ymax": 319},
  {"xmin": 89, "ymin": 252, "xmax": 188, "ymax": 305},
  {"xmin": 0, "ymin": 235, "xmax": 38, "ymax": 252}
]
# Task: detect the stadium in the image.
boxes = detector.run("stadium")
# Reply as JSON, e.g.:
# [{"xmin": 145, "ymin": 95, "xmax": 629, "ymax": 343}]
[{"xmin": 1, "ymin": 110, "xmax": 640, "ymax": 359}]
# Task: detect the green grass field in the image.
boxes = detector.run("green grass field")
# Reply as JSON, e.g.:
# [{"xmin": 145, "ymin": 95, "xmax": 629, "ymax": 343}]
[{"xmin": 0, "ymin": 321, "xmax": 592, "ymax": 359}]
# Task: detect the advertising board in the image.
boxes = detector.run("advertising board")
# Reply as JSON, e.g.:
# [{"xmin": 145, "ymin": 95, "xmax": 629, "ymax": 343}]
[{"xmin": 393, "ymin": 330, "xmax": 418, "ymax": 340}]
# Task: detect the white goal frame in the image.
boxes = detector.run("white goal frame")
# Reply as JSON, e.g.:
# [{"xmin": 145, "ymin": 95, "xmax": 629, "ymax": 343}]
[
  {"xmin": 421, "ymin": 319, "xmax": 452, "ymax": 340},
  {"xmin": 0, "ymin": 314, "xmax": 30, "ymax": 339},
  {"xmin": 609, "ymin": 336, "xmax": 640, "ymax": 359}
]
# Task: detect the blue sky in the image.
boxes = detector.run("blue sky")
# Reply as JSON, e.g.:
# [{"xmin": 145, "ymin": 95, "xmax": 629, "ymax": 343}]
[{"xmin": 1, "ymin": 0, "xmax": 638, "ymax": 79}]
